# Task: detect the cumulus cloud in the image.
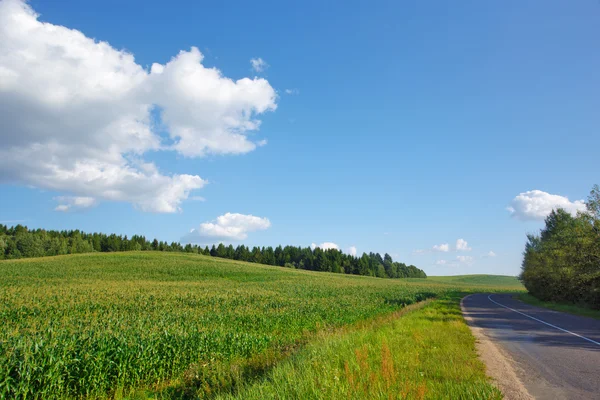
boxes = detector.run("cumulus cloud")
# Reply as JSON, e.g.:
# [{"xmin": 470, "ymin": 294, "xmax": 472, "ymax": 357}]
[
  {"xmin": 311, "ymin": 242, "xmax": 340, "ymax": 251},
  {"xmin": 432, "ymin": 243, "xmax": 450, "ymax": 252},
  {"xmin": 484, "ymin": 251, "xmax": 497, "ymax": 258},
  {"xmin": 54, "ymin": 196, "xmax": 97, "ymax": 212},
  {"xmin": 0, "ymin": 0, "xmax": 276, "ymax": 212},
  {"xmin": 186, "ymin": 213, "xmax": 271, "ymax": 242},
  {"xmin": 250, "ymin": 57, "xmax": 268, "ymax": 72},
  {"xmin": 507, "ymin": 190, "xmax": 586, "ymax": 221},
  {"xmin": 347, "ymin": 246, "xmax": 357, "ymax": 257},
  {"xmin": 320, "ymin": 242, "xmax": 340, "ymax": 251},
  {"xmin": 456, "ymin": 239, "xmax": 471, "ymax": 252},
  {"xmin": 284, "ymin": 88, "xmax": 299, "ymax": 95}
]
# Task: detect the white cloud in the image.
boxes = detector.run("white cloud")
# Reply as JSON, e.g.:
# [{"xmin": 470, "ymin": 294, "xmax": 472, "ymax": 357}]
[
  {"xmin": 347, "ymin": 246, "xmax": 357, "ymax": 257},
  {"xmin": 485, "ymin": 251, "xmax": 497, "ymax": 258},
  {"xmin": 456, "ymin": 239, "xmax": 472, "ymax": 252},
  {"xmin": 152, "ymin": 49, "xmax": 276, "ymax": 157},
  {"xmin": 432, "ymin": 243, "xmax": 450, "ymax": 252},
  {"xmin": 435, "ymin": 260, "xmax": 447, "ymax": 265},
  {"xmin": 250, "ymin": 57, "xmax": 268, "ymax": 72},
  {"xmin": 187, "ymin": 212, "xmax": 271, "ymax": 241},
  {"xmin": 507, "ymin": 190, "xmax": 586, "ymax": 221},
  {"xmin": 320, "ymin": 242, "xmax": 340, "ymax": 251},
  {"xmin": 0, "ymin": 0, "xmax": 276, "ymax": 212},
  {"xmin": 284, "ymin": 88, "xmax": 299, "ymax": 95},
  {"xmin": 312, "ymin": 242, "xmax": 340, "ymax": 251},
  {"xmin": 456, "ymin": 255, "xmax": 474, "ymax": 264},
  {"xmin": 54, "ymin": 196, "xmax": 97, "ymax": 212}
]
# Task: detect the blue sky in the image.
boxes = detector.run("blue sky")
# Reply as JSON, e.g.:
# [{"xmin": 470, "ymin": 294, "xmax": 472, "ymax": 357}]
[{"xmin": 0, "ymin": 0, "xmax": 599, "ymax": 275}]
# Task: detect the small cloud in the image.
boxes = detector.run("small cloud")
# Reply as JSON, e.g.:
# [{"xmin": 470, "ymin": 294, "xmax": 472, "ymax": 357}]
[
  {"xmin": 433, "ymin": 243, "xmax": 449, "ymax": 252},
  {"xmin": 312, "ymin": 242, "xmax": 340, "ymax": 251},
  {"xmin": 483, "ymin": 251, "xmax": 497, "ymax": 258},
  {"xmin": 184, "ymin": 212, "xmax": 271, "ymax": 242},
  {"xmin": 250, "ymin": 57, "xmax": 268, "ymax": 72},
  {"xmin": 436, "ymin": 259, "xmax": 459, "ymax": 267},
  {"xmin": 456, "ymin": 239, "xmax": 472, "ymax": 252},
  {"xmin": 284, "ymin": 88, "xmax": 299, "ymax": 95},
  {"xmin": 318, "ymin": 242, "xmax": 339, "ymax": 251},
  {"xmin": 257, "ymin": 139, "xmax": 268, "ymax": 147},
  {"xmin": 54, "ymin": 196, "xmax": 97, "ymax": 212},
  {"xmin": 507, "ymin": 190, "xmax": 586, "ymax": 221},
  {"xmin": 347, "ymin": 246, "xmax": 357, "ymax": 257}
]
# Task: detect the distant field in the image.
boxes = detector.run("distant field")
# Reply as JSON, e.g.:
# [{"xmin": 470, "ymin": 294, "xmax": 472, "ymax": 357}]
[
  {"xmin": 0, "ymin": 252, "xmax": 517, "ymax": 399},
  {"xmin": 425, "ymin": 274, "xmax": 524, "ymax": 289}
]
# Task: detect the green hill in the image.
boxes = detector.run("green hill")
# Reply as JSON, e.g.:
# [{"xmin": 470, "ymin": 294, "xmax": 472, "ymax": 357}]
[{"xmin": 0, "ymin": 252, "xmax": 517, "ymax": 398}]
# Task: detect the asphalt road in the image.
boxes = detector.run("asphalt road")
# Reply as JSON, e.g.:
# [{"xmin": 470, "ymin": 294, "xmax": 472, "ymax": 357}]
[{"xmin": 462, "ymin": 294, "xmax": 600, "ymax": 399}]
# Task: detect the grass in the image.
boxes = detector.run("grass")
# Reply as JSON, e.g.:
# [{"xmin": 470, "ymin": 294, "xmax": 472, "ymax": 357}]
[
  {"xmin": 0, "ymin": 252, "xmax": 515, "ymax": 399},
  {"xmin": 218, "ymin": 294, "xmax": 502, "ymax": 400},
  {"xmin": 516, "ymin": 293, "xmax": 600, "ymax": 320}
]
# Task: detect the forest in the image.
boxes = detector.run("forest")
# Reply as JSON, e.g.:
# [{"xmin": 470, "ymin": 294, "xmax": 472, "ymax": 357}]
[
  {"xmin": 0, "ymin": 225, "xmax": 426, "ymax": 279},
  {"xmin": 520, "ymin": 184, "xmax": 600, "ymax": 309}
]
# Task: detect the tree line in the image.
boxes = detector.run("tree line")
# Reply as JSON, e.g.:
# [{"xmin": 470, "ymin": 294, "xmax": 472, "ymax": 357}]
[
  {"xmin": 0, "ymin": 225, "xmax": 427, "ymax": 279},
  {"xmin": 520, "ymin": 185, "xmax": 600, "ymax": 309}
]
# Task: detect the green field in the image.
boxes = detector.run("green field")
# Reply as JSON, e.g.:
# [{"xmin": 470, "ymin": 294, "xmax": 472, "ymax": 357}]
[
  {"xmin": 0, "ymin": 252, "xmax": 520, "ymax": 399},
  {"xmin": 424, "ymin": 274, "xmax": 523, "ymax": 289}
]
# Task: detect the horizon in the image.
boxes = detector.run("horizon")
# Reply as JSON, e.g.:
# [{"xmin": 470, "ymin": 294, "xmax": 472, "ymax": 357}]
[{"xmin": 1, "ymin": 0, "xmax": 599, "ymax": 276}]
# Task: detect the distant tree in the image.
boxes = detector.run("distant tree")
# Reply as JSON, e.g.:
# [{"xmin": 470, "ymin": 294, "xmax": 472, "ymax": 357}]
[
  {"xmin": 586, "ymin": 184, "xmax": 600, "ymax": 220},
  {"xmin": 226, "ymin": 244, "xmax": 235, "ymax": 259},
  {"xmin": 251, "ymin": 246, "xmax": 262, "ymax": 264},
  {"xmin": 0, "ymin": 224, "xmax": 427, "ymax": 280}
]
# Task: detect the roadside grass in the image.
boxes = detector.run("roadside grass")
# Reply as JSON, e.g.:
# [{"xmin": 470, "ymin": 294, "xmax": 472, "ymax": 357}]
[
  {"xmin": 218, "ymin": 294, "xmax": 502, "ymax": 400},
  {"xmin": 516, "ymin": 293, "xmax": 600, "ymax": 320}
]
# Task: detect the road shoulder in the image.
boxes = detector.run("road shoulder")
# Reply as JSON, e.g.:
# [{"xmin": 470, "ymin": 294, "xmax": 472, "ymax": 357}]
[{"xmin": 461, "ymin": 294, "xmax": 533, "ymax": 400}]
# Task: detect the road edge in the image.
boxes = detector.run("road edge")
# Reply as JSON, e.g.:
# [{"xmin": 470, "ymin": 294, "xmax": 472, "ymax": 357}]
[{"xmin": 461, "ymin": 294, "xmax": 533, "ymax": 400}]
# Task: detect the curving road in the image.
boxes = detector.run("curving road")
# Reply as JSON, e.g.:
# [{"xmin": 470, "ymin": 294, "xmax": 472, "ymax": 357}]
[{"xmin": 462, "ymin": 294, "xmax": 600, "ymax": 399}]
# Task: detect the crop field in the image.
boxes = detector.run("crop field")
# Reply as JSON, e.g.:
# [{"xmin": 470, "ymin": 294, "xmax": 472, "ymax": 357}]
[{"xmin": 0, "ymin": 252, "xmax": 521, "ymax": 399}]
